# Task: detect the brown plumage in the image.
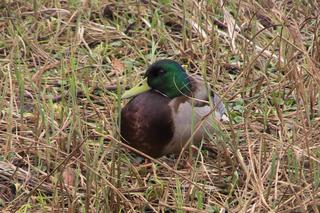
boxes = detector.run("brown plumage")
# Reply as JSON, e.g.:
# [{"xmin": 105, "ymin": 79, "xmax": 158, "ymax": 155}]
[{"xmin": 120, "ymin": 90, "xmax": 175, "ymax": 158}]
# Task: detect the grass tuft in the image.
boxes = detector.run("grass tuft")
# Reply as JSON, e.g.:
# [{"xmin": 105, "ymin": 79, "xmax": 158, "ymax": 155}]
[{"xmin": 0, "ymin": 0, "xmax": 320, "ymax": 212}]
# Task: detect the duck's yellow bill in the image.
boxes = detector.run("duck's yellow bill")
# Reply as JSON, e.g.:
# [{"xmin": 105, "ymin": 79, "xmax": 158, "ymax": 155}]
[{"xmin": 121, "ymin": 78, "xmax": 151, "ymax": 99}]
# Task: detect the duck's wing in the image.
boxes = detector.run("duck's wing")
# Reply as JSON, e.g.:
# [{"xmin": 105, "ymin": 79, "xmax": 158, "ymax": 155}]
[
  {"xmin": 164, "ymin": 77, "xmax": 228, "ymax": 154},
  {"xmin": 211, "ymin": 92, "xmax": 228, "ymax": 121},
  {"xmin": 188, "ymin": 74, "xmax": 228, "ymax": 121}
]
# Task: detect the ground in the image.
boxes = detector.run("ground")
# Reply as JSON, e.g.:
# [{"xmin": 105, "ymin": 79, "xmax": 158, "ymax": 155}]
[{"xmin": 0, "ymin": 0, "xmax": 320, "ymax": 212}]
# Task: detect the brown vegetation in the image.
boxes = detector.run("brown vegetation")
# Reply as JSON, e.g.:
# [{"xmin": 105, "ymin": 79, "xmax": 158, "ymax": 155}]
[{"xmin": 0, "ymin": 0, "xmax": 319, "ymax": 212}]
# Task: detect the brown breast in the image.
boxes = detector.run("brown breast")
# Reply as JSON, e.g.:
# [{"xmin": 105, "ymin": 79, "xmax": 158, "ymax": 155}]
[{"xmin": 120, "ymin": 90, "xmax": 174, "ymax": 158}]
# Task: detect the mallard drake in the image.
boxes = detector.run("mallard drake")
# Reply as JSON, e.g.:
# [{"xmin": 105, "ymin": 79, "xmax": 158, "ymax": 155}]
[{"xmin": 120, "ymin": 59, "xmax": 227, "ymax": 158}]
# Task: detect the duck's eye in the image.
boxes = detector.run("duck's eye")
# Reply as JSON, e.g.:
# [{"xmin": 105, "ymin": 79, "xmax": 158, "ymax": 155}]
[
  {"xmin": 157, "ymin": 69, "xmax": 165, "ymax": 75},
  {"xmin": 150, "ymin": 68, "xmax": 165, "ymax": 77}
]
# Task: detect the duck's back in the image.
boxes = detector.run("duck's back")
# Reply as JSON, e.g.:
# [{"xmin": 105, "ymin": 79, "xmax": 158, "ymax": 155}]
[{"xmin": 120, "ymin": 91, "xmax": 174, "ymax": 158}]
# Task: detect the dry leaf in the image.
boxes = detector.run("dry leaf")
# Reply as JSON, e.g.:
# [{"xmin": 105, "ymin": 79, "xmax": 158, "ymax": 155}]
[
  {"xmin": 63, "ymin": 167, "xmax": 75, "ymax": 187},
  {"xmin": 111, "ymin": 58, "xmax": 125, "ymax": 75}
]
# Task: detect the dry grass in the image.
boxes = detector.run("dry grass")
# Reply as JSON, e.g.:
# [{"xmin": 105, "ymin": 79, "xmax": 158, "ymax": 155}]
[{"xmin": 0, "ymin": 0, "xmax": 320, "ymax": 212}]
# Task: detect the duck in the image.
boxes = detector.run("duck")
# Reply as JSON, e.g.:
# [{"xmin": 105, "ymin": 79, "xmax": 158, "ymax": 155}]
[{"xmin": 120, "ymin": 59, "xmax": 227, "ymax": 158}]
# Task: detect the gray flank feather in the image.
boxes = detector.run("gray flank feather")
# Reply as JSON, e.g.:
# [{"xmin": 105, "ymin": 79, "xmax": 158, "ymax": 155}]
[{"xmin": 211, "ymin": 93, "xmax": 226, "ymax": 118}]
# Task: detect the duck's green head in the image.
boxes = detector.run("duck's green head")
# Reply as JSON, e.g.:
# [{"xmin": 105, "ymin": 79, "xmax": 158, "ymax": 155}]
[{"xmin": 122, "ymin": 59, "xmax": 190, "ymax": 99}]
